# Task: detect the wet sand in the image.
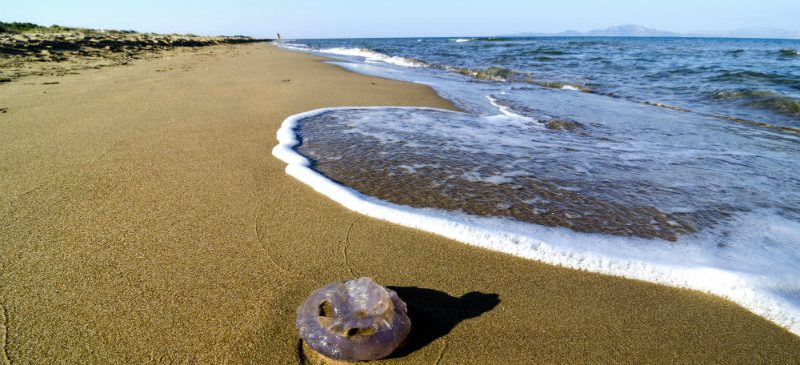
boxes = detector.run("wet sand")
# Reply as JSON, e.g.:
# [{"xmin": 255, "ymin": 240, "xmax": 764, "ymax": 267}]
[{"xmin": 1, "ymin": 43, "xmax": 799, "ymax": 364}]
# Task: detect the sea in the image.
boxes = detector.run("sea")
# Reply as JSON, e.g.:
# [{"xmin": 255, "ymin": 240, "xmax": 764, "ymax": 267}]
[{"xmin": 272, "ymin": 37, "xmax": 800, "ymax": 334}]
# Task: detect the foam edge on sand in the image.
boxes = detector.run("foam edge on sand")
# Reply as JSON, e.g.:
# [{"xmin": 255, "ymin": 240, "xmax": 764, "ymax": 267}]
[{"xmin": 272, "ymin": 106, "xmax": 800, "ymax": 337}]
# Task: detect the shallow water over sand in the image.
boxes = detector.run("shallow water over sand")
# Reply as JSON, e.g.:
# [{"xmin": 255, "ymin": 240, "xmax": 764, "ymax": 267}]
[
  {"xmin": 297, "ymin": 105, "xmax": 798, "ymax": 241},
  {"xmin": 276, "ymin": 36, "xmax": 800, "ymax": 334}
]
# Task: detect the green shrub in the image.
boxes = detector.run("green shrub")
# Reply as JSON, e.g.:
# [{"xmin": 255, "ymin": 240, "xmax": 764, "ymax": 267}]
[
  {"xmin": 0, "ymin": 21, "xmax": 44, "ymax": 33},
  {"xmin": 0, "ymin": 21, "xmax": 81, "ymax": 33}
]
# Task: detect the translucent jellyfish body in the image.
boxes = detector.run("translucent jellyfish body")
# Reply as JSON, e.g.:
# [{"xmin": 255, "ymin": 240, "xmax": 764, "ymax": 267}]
[{"xmin": 296, "ymin": 277, "xmax": 411, "ymax": 361}]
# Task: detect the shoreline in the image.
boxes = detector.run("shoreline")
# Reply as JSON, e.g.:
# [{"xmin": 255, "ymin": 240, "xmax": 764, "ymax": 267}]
[
  {"xmin": 274, "ymin": 106, "xmax": 800, "ymax": 335},
  {"xmin": 1, "ymin": 43, "xmax": 799, "ymax": 363}
]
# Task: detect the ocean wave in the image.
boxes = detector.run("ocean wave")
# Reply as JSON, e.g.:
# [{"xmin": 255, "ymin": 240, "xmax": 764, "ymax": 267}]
[
  {"xmin": 710, "ymin": 89, "xmax": 800, "ymax": 118},
  {"xmin": 710, "ymin": 89, "xmax": 778, "ymax": 100},
  {"xmin": 452, "ymin": 38, "xmax": 471, "ymax": 43},
  {"xmin": 318, "ymin": 47, "xmax": 427, "ymax": 68},
  {"xmin": 567, "ymin": 40, "xmax": 609, "ymax": 46},
  {"xmin": 273, "ymin": 41, "xmax": 311, "ymax": 52},
  {"xmin": 646, "ymin": 67, "xmax": 710, "ymax": 79},
  {"xmin": 750, "ymin": 97, "xmax": 800, "ymax": 119},
  {"xmin": 523, "ymin": 49, "xmax": 569, "ymax": 56},
  {"xmin": 446, "ymin": 65, "xmax": 519, "ymax": 81},
  {"xmin": 642, "ymin": 101, "xmax": 691, "ymax": 112},
  {"xmin": 711, "ymin": 70, "xmax": 798, "ymax": 86},
  {"xmin": 779, "ymin": 48, "xmax": 799, "ymax": 57},
  {"xmin": 442, "ymin": 65, "xmax": 591, "ymax": 93},
  {"xmin": 560, "ymin": 84, "xmax": 581, "ymax": 91},
  {"xmin": 475, "ymin": 37, "xmax": 519, "ymax": 42},
  {"xmin": 538, "ymin": 81, "xmax": 592, "ymax": 93},
  {"xmin": 486, "ymin": 95, "xmax": 529, "ymax": 118}
]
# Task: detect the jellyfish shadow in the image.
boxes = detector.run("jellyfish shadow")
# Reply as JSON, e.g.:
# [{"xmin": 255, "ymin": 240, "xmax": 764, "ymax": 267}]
[{"xmin": 387, "ymin": 286, "xmax": 500, "ymax": 357}]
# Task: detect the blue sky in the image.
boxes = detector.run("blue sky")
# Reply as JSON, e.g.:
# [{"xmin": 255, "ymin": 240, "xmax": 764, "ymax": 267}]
[{"xmin": 2, "ymin": 0, "xmax": 798, "ymax": 39}]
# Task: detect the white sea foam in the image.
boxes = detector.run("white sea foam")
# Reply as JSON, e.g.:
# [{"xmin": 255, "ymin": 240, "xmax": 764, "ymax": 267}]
[
  {"xmin": 453, "ymin": 38, "xmax": 471, "ymax": 43},
  {"xmin": 273, "ymin": 42, "xmax": 311, "ymax": 52},
  {"xmin": 486, "ymin": 95, "xmax": 531, "ymax": 119},
  {"xmin": 318, "ymin": 47, "xmax": 426, "ymax": 68},
  {"xmin": 561, "ymin": 84, "xmax": 581, "ymax": 91},
  {"xmin": 273, "ymin": 106, "xmax": 800, "ymax": 336}
]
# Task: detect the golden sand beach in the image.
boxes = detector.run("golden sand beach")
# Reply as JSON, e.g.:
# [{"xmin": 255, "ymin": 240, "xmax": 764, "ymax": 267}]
[{"xmin": 1, "ymin": 43, "xmax": 800, "ymax": 364}]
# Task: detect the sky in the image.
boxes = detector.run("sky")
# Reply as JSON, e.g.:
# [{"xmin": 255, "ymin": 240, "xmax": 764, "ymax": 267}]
[{"xmin": 2, "ymin": 0, "xmax": 799, "ymax": 39}]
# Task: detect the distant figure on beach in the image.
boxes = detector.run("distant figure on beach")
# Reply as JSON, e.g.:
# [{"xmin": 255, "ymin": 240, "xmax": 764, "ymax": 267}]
[{"xmin": 277, "ymin": 33, "xmax": 282, "ymax": 41}]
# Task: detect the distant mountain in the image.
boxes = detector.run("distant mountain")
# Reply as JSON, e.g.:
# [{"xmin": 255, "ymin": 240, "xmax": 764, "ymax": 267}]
[
  {"xmin": 586, "ymin": 24, "xmax": 679, "ymax": 37},
  {"xmin": 506, "ymin": 25, "xmax": 679, "ymax": 38},
  {"xmin": 504, "ymin": 24, "xmax": 800, "ymax": 39}
]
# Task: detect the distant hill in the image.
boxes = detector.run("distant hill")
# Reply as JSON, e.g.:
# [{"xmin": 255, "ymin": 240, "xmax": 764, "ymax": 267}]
[
  {"xmin": 506, "ymin": 25, "xmax": 679, "ymax": 38},
  {"xmin": 504, "ymin": 24, "xmax": 800, "ymax": 39},
  {"xmin": 586, "ymin": 24, "xmax": 679, "ymax": 37}
]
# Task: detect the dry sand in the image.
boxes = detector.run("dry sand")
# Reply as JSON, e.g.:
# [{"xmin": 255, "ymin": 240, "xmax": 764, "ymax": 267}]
[
  {"xmin": 1, "ymin": 43, "xmax": 799, "ymax": 364},
  {"xmin": 0, "ymin": 30, "xmax": 265, "ymax": 83}
]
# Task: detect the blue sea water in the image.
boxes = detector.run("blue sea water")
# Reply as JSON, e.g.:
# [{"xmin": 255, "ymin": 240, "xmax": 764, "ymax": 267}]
[
  {"xmin": 274, "ymin": 37, "xmax": 800, "ymax": 334},
  {"xmin": 293, "ymin": 37, "xmax": 800, "ymax": 128}
]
